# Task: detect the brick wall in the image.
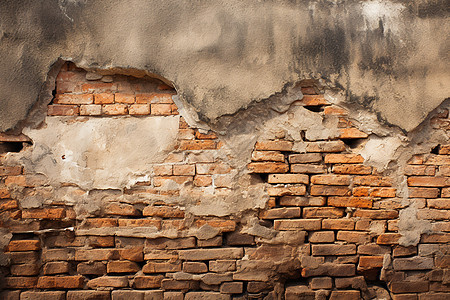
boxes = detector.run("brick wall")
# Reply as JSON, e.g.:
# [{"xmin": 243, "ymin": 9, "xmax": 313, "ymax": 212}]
[{"xmin": 0, "ymin": 62, "xmax": 448, "ymax": 299}]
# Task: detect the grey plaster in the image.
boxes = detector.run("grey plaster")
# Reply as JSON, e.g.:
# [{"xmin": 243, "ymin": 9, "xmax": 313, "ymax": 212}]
[{"xmin": 0, "ymin": 0, "xmax": 449, "ymax": 132}]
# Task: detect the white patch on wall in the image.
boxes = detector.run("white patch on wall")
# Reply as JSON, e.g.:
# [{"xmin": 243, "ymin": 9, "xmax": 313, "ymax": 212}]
[
  {"xmin": 361, "ymin": 0, "xmax": 405, "ymax": 36},
  {"xmin": 22, "ymin": 116, "xmax": 180, "ymax": 190}
]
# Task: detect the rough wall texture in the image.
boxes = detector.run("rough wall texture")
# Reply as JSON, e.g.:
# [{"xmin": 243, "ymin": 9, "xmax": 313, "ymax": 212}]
[
  {"xmin": 0, "ymin": 63, "xmax": 449, "ymax": 299},
  {"xmin": 0, "ymin": 0, "xmax": 449, "ymax": 132}
]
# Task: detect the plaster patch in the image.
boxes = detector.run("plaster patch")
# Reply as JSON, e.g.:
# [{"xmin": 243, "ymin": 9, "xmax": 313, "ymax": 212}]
[
  {"xmin": 359, "ymin": 135, "xmax": 403, "ymax": 171},
  {"xmin": 21, "ymin": 116, "xmax": 180, "ymax": 190},
  {"xmin": 361, "ymin": 0, "xmax": 405, "ymax": 36}
]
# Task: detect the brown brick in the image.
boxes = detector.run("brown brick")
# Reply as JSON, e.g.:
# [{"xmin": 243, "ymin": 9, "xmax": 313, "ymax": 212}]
[
  {"xmin": 393, "ymin": 257, "xmax": 434, "ymax": 270},
  {"xmin": 333, "ymin": 164, "xmax": 372, "ymax": 174},
  {"xmin": 274, "ymin": 219, "xmax": 321, "ymax": 231},
  {"xmin": 422, "ymin": 233, "xmax": 450, "ymax": 243},
  {"xmin": 291, "ymin": 164, "xmax": 327, "ymax": 173},
  {"xmin": 284, "ymin": 285, "xmax": 315, "ymax": 300},
  {"xmin": 254, "ymin": 140, "xmax": 293, "ymax": 151},
  {"xmin": 37, "ymin": 275, "xmax": 84, "ymax": 289},
  {"xmin": 105, "ymin": 202, "xmax": 140, "ymax": 216},
  {"xmin": 115, "ymin": 93, "xmax": 135, "ymax": 104},
  {"xmin": 310, "ymin": 185, "xmax": 351, "ymax": 196},
  {"xmin": 107, "ymin": 260, "xmax": 140, "ymax": 273},
  {"xmin": 20, "ymin": 291, "xmax": 66, "ymax": 300},
  {"xmin": 79, "ymin": 104, "xmax": 102, "ymax": 115},
  {"xmin": 322, "ymin": 219, "xmax": 355, "ymax": 230},
  {"xmin": 0, "ymin": 166, "xmax": 22, "ymax": 176},
  {"xmin": 312, "ymin": 244, "xmax": 356, "ymax": 256},
  {"xmin": 358, "ymin": 244, "xmax": 391, "ymax": 255},
  {"xmin": 418, "ymin": 293, "xmax": 448, "ymax": 300},
  {"xmin": 7, "ymin": 240, "xmax": 40, "ymax": 251},
  {"xmin": 329, "ymin": 291, "xmax": 360, "ymax": 300},
  {"xmin": 43, "ymin": 261, "xmax": 70, "ymax": 275},
  {"xmin": 310, "ymin": 277, "xmax": 332, "ymax": 289},
  {"xmin": 81, "ymin": 218, "xmax": 118, "ymax": 228},
  {"xmin": 209, "ymin": 260, "xmax": 236, "ymax": 273},
  {"xmin": 134, "ymin": 276, "xmax": 164, "ymax": 289},
  {"xmin": 220, "ymin": 282, "xmax": 243, "ymax": 294},
  {"xmin": 225, "ymin": 231, "xmax": 255, "ymax": 246},
  {"xmin": 306, "ymin": 140, "xmax": 346, "ymax": 152},
  {"xmin": 299, "ymin": 94, "xmax": 329, "ymax": 105},
  {"xmin": 303, "ymin": 207, "xmax": 344, "ymax": 218},
  {"xmin": 337, "ymin": 231, "xmax": 371, "ymax": 244},
  {"xmin": 324, "ymin": 153, "xmax": 364, "ymax": 164},
  {"xmin": 393, "ymin": 245, "xmax": 417, "ymax": 257},
  {"xmin": 129, "ymin": 104, "xmax": 150, "ymax": 115},
  {"xmin": 0, "ymin": 187, "xmax": 11, "ymax": 199},
  {"xmin": 408, "ymin": 176, "xmax": 449, "ymax": 187},
  {"xmin": 279, "ymin": 196, "xmax": 326, "ymax": 206},
  {"xmin": 311, "ymin": 174, "xmax": 351, "ymax": 185},
  {"xmin": 409, "ymin": 187, "xmax": 440, "ymax": 198},
  {"xmin": 268, "ymin": 173, "xmax": 308, "ymax": 184},
  {"xmin": 440, "ymin": 165, "xmax": 450, "ymax": 176},
  {"xmin": 248, "ymin": 162, "xmax": 289, "ymax": 173},
  {"xmin": 86, "ymin": 276, "xmax": 128, "ymax": 288},
  {"xmin": 75, "ymin": 249, "xmax": 118, "ymax": 261},
  {"xmin": 48, "ymin": 105, "xmax": 79, "ymax": 116},
  {"xmin": 143, "ymin": 262, "xmax": 181, "ymax": 273},
  {"xmin": 173, "ymin": 164, "xmax": 196, "ymax": 176},
  {"xmin": 328, "ymin": 196, "xmax": 373, "ymax": 208},
  {"xmin": 193, "ymin": 175, "xmax": 212, "ymax": 187},
  {"xmin": 55, "ymin": 93, "xmax": 93, "ymax": 104},
  {"xmin": 354, "ymin": 209, "xmax": 399, "ymax": 219},
  {"xmin": 405, "ymin": 165, "xmax": 436, "ymax": 176},
  {"xmin": 22, "ymin": 208, "xmax": 65, "ymax": 219},
  {"xmin": 260, "ymin": 207, "xmax": 301, "ymax": 219},
  {"xmin": 179, "ymin": 140, "xmax": 217, "ymax": 150},
  {"xmin": 252, "ymin": 151, "xmax": 285, "ymax": 162},
  {"xmin": 10, "ymin": 263, "xmax": 40, "ymax": 276},
  {"xmin": 197, "ymin": 236, "xmax": 222, "ymax": 247},
  {"xmin": 417, "ymin": 208, "xmax": 449, "ymax": 220},
  {"xmin": 324, "ymin": 105, "xmax": 347, "ymax": 115},
  {"xmin": 143, "ymin": 206, "xmax": 184, "ymax": 218},
  {"xmin": 289, "ymin": 153, "xmax": 322, "ymax": 163},
  {"xmin": 153, "ymin": 165, "xmax": 173, "ymax": 176},
  {"xmin": 183, "ymin": 262, "xmax": 208, "ymax": 273},
  {"xmin": 151, "ymin": 103, "xmax": 172, "ymax": 115},
  {"xmin": 390, "ymin": 281, "xmax": 429, "ymax": 293},
  {"xmin": 377, "ymin": 233, "xmax": 401, "ymax": 244},
  {"xmin": 424, "ymin": 154, "xmax": 450, "ymax": 165},
  {"xmin": 309, "ymin": 231, "xmax": 334, "ymax": 243},
  {"xmin": 267, "ymin": 185, "xmax": 306, "ymax": 196},
  {"xmin": 103, "ymin": 104, "xmax": 128, "ymax": 115},
  {"xmin": 442, "ymin": 187, "xmax": 450, "ymax": 197},
  {"xmin": 179, "ymin": 248, "xmax": 243, "ymax": 260},
  {"xmin": 427, "ymin": 199, "xmax": 450, "ymax": 209},
  {"xmin": 301, "ymin": 263, "xmax": 355, "ymax": 277},
  {"xmin": 4, "ymin": 277, "xmax": 38, "ymax": 289},
  {"xmin": 77, "ymin": 262, "xmax": 106, "ymax": 275},
  {"xmin": 195, "ymin": 130, "xmax": 217, "ymax": 140},
  {"xmin": 118, "ymin": 247, "xmax": 144, "ymax": 262}
]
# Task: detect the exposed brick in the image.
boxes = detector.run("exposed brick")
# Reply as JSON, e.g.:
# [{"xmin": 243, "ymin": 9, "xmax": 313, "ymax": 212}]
[
  {"xmin": 305, "ymin": 140, "xmax": 346, "ymax": 152},
  {"xmin": 118, "ymin": 219, "xmax": 161, "ymax": 228},
  {"xmin": 322, "ymin": 219, "xmax": 355, "ymax": 230},
  {"xmin": 279, "ymin": 196, "xmax": 326, "ymax": 206},
  {"xmin": 193, "ymin": 175, "xmax": 213, "ymax": 186},
  {"xmin": 115, "ymin": 93, "xmax": 135, "ymax": 104},
  {"xmin": 303, "ymin": 207, "xmax": 344, "ymax": 218},
  {"xmin": 284, "ymin": 285, "xmax": 315, "ymax": 300},
  {"xmin": 37, "ymin": 275, "xmax": 84, "ymax": 289},
  {"xmin": 178, "ymin": 140, "xmax": 216, "ymax": 150},
  {"xmin": 260, "ymin": 207, "xmax": 301, "ymax": 219},
  {"xmin": 442, "ymin": 187, "xmax": 450, "ymax": 197},
  {"xmin": 173, "ymin": 164, "xmax": 196, "ymax": 176},
  {"xmin": 118, "ymin": 247, "xmax": 144, "ymax": 262},
  {"xmin": 153, "ymin": 176, "xmax": 192, "ymax": 187},
  {"xmin": 337, "ymin": 231, "xmax": 371, "ymax": 244},
  {"xmin": 145, "ymin": 237, "xmax": 196, "ymax": 250},
  {"xmin": 290, "ymin": 164, "xmax": 327, "ymax": 174},
  {"xmin": 289, "ymin": 153, "xmax": 322, "ymax": 163},
  {"xmin": 310, "ymin": 185, "xmax": 351, "ymax": 196},
  {"xmin": 7, "ymin": 240, "xmax": 40, "ymax": 251},
  {"xmin": 311, "ymin": 174, "xmax": 351, "ymax": 185},
  {"xmin": 0, "ymin": 187, "xmax": 11, "ymax": 199},
  {"xmin": 55, "ymin": 93, "xmax": 93, "ymax": 104},
  {"xmin": 409, "ymin": 187, "xmax": 440, "ymax": 198},
  {"xmin": 0, "ymin": 166, "xmax": 22, "ymax": 176},
  {"xmin": 81, "ymin": 218, "xmax": 118, "ymax": 228},
  {"xmin": 358, "ymin": 256, "xmax": 383, "ymax": 269},
  {"xmin": 393, "ymin": 245, "xmax": 417, "ymax": 257},
  {"xmin": 43, "ymin": 261, "xmax": 70, "ymax": 275},
  {"xmin": 354, "ymin": 209, "xmax": 399, "ymax": 219},
  {"xmin": 418, "ymin": 293, "xmax": 448, "ymax": 300},
  {"xmin": 309, "ymin": 231, "xmax": 334, "ymax": 243},
  {"xmin": 421, "ymin": 233, "xmax": 450, "ymax": 243},
  {"xmin": 358, "ymin": 244, "xmax": 391, "ymax": 255},
  {"xmin": 103, "ymin": 104, "xmax": 128, "ymax": 115},
  {"xmin": 77, "ymin": 262, "xmax": 107, "ymax": 275},
  {"xmin": 20, "ymin": 291, "xmax": 66, "ymax": 300},
  {"xmin": 220, "ymin": 282, "xmax": 243, "ymax": 294},
  {"xmin": 143, "ymin": 262, "xmax": 181, "ymax": 273},
  {"xmin": 377, "ymin": 233, "xmax": 402, "ymax": 244},
  {"xmin": 300, "ymin": 94, "xmax": 330, "ymax": 105},
  {"xmin": 0, "ymin": 199, "xmax": 18, "ymax": 210},
  {"xmin": 417, "ymin": 208, "xmax": 449, "ymax": 220},
  {"xmin": 354, "ymin": 175, "xmax": 393, "ymax": 186},
  {"xmin": 195, "ymin": 219, "xmax": 236, "ymax": 232},
  {"xmin": 301, "ymin": 263, "xmax": 355, "ymax": 277},
  {"xmin": 274, "ymin": 219, "xmax": 321, "ymax": 230},
  {"xmin": 329, "ymin": 291, "xmax": 360, "ymax": 300},
  {"xmin": 129, "ymin": 104, "xmax": 150, "ymax": 115},
  {"xmin": 136, "ymin": 93, "xmax": 172, "ymax": 104},
  {"xmin": 332, "ymin": 164, "xmax": 372, "ymax": 174},
  {"xmin": 310, "ymin": 277, "xmax": 332, "ymax": 289},
  {"xmin": 252, "ymin": 150, "xmax": 285, "ymax": 162},
  {"xmin": 339, "ymin": 127, "xmax": 368, "ymax": 139},
  {"xmin": 312, "ymin": 244, "xmax": 356, "ymax": 256},
  {"xmin": 408, "ymin": 176, "xmax": 449, "ymax": 187},
  {"xmin": 393, "ymin": 257, "xmax": 434, "ymax": 270},
  {"xmin": 405, "ymin": 165, "xmax": 436, "ymax": 176},
  {"xmin": 427, "ymin": 199, "xmax": 450, "ymax": 209},
  {"xmin": 324, "ymin": 153, "xmax": 364, "ymax": 164},
  {"xmin": 209, "ymin": 260, "xmax": 236, "ymax": 273},
  {"xmin": 82, "ymin": 82, "xmax": 117, "ymax": 93},
  {"xmin": 94, "ymin": 92, "xmax": 114, "ymax": 104},
  {"xmin": 183, "ymin": 262, "xmax": 208, "ymax": 273},
  {"xmin": 324, "ymin": 105, "xmax": 347, "ymax": 115},
  {"xmin": 254, "ymin": 140, "xmax": 293, "ymax": 151},
  {"xmin": 153, "ymin": 165, "xmax": 173, "ymax": 176},
  {"xmin": 22, "ymin": 208, "xmax": 65, "ymax": 219},
  {"xmin": 48, "ymin": 104, "xmax": 79, "ymax": 116},
  {"xmin": 267, "ymin": 185, "xmax": 306, "ymax": 196},
  {"xmin": 185, "ymin": 292, "xmax": 229, "ymax": 300},
  {"xmin": 439, "ymin": 165, "xmax": 450, "ymax": 176},
  {"xmin": 197, "ymin": 236, "xmax": 222, "ymax": 247},
  {"xmin": 247, "ymin": 162, "xmax": 289, "ymax": 173},
  {"xmin": 268, "ymin": 173, "xmax": 308, "ymax": 184},
  {"xmin": 225, "ymin": 231, "xmax": 255, "ymax": 246},
  {"xmin": 151, "ymin": 104, "xmax": 172, "ymax": 115},
  {"xmin": 328, "ymin": 196, "xmax": 373, "ymax": 208},
  {"xmin": 143, "ymin": 206, "xmax": 184, "ymax": 218},
  {"xmin": 10, "ymin": 263, "xmax": 39, "ymax": 276},
  {"xmin": 133, "ymin": 276, "xmax": 164, "ymax": 289},
  {"xmin": 75, "ymin": 248, "xmax": 118, "ymax": 261},
  {"xmin": 67, "ymin": 291, "xmax": 110, "ymax": 300},
  {"xmin": 86, "ymin": 276, "xmax": 129, "ymax": 288},
  {"xmin": 107, "ymin": 260, "xmax": 140, "ymax": 273},
  {"xmin": 179, "ymin": 248, "xmax": 243, "ymax": 260},
  {"xmin": 390, "ymin": 281, "xmax": 429, "ymax": 293},
  {"xmin": 106, "ymin": 202, "xmax": 140, "ymax": 216},
  {"xmin": 196, "ymin": 163, "xmax": 231, "ymax": 174}
]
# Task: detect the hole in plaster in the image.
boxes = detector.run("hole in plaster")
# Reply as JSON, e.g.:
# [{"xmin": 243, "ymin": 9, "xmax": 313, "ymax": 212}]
[
  {"xmin": 430, "ymin": 144, "xmax": 441, "ymax": 154},
  {"xmin": 342, "ymin": 138, "xmax": 366, "ymax": 149},
  {"xmin": 303, "ymin": 105, "xmax": 323, "ymax": 113}
]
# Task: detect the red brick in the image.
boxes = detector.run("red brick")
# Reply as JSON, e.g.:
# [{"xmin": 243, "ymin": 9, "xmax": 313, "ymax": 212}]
[
  {"xmin": 268, "ymin": 174, "xmax": 308, "ymax": 184},
  {"xmin": 311, "ymin": 174, "xmax": 351, "ymax": 185},
  {"xmin": 137, "ymin": 93, "xmax": 173, "ymax": 104},
  {"xmin": 7, "ymin": 240, "xmax": 40, "ymax": 251},
  {"xmin": 311, "ymin": 185, "xmax": 350, "ymax": 196},
  {"xmin": 55, "ymin": 94, "xmax": 93, "ymax": 104},
  {"xmin": 133, "ymin": 276, "xmax": 164, "ymax": 289},
  {"xmin": 324, "ymin": 105, "xmax": 348, "ymax": 115},
  {"xmin": 404, "ymin": 165, "xmax": 436, "ymax": 176},
  {"xmin": 291, "ymin": 164, "xmax": 327, "ymax": 173},
  {"xmin": 115, "ymin": 93, "xmax": 135, "ymax": 104},
  {"xmin": 82, "ymin": 82, "xmax": 117, "ymax": 93},
  {"xmin": 259, "ymin": 207, "xmax": 301, "ymax": 219},
  {"xmin": 289, "ymin": 153, "xmax": 322, "ymax": 163},
  {"xmin": 129, "ymin": 104, "xmax": 150, "ymax": 115},
  {"xmin": 254, "ymin": 140, "xmax": 293, "ymax": 151},
  {"xmin": 328, "ymin": 196, "xmax": 372, "ymax": 208},
  {"xmin": 267, "ymin": 185, "xmax": 306, "ymax": 196},
  {"xmin": 37, "ymin": 275, "xmax": 84, "ymax": 289},
  {"xmin": 179, "ymin": 140, "xmax": 216, "ymax": 150},
  {"xmin": 143, "ymin": 206, "xmax": 184, "ymax": 218},
  {"xmin": 22, "ymin": 208, "xmax": 65, "ymax": 219},
  {"xmin": 409, "ymin": 187, "xmax": 440, "ymax": 198},
  {"xmin": 299, "ymin": 94, "xmax": 329, "ymax": 106},
  {"xmin": 324, "ymin": 153, "xmax": 364, "ymax": 164},
  {"xmin": 333, "ymin": 164, "xmax": 372, "ymax": 174},
  {"xmin": 377, "ymin": 233, "xmax": 401, "ymax": 244},
  {"xmin": 423, "ymin": 154, "xmax": 450, "ymax": 165},
  {"xmin": 322, "ymin": 219, "xmax": 355, "ymax": 230},
  {"xmin": 4, "ymin": 277, "xmax": 38, "ymax": 289},
  {"xmin": 151, "ymin": 103, "xmax": 172, "ymax": 115},
  {"xmin": 102, "ymin": 104, "xmax": 127, "ymax": 115},
  {"xmin": 107, "ymin": 261, "xmax": 140, "ymax": 273},
  {"xmin": 274, "ymin": 219, "xmax": 321, "ymax": 230},
  {"xmin": 339, "ymin": 127, "xmax": 368, "ymax": 139},
  {"xmin": 248, "ymin": 162, "xmax": 289, "ymax": 173},
  {"xmin": 48, "ymin": 105, "xmax": 79, "ymax": 116},
  {"xmin": 303, "ymin": 207, "xmax": 344, "ymax": 218},
  {"xmin": 305, "ymin": 141, "xmax": 346, "ymax": 152},
  {"xmin": 354, "ymin": 209, "xmax": 399, "ymax": 219}
]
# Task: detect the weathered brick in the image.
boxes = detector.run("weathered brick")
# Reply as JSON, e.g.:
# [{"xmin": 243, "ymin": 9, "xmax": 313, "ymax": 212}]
[
  {"xmin": 55, "ymin": 93, "xmax": 93, "ymax": 104},
  {"xmin": 178, "ymin": 140, "xmax": 216, "ymax": 150},
  {"xmin": 160, "ymin": 279, "xmax": 199, "ymax": 290},
  {"xmin": 337, "ymin": 231, "xmax": 371, "ymax": 244},
  {"xmin": 220, "ymin": 282, "xmax": 243, "ymax": 294},
  {"xmin": 22, "ymin": 208, "xmax": 65, "ymax": 219},
  {"xmin": 183, "ymin": 262, "xmax": 208, "ymax": 273},
  {"xmin": 393, "ymin": 257, "xmax": 434, "ymax": 270},
  {"xmin": 197, "ymin": 236, "xmax": 223, "ymax": 247},
  {"xmin": 185, "ymin": 292, "xmax": 229, "ymax": 300},
  {"xmin": 251, "ymin": 150, "xmax": 285, "ymax": 162},
  {"xmin": 7, "ymin": 240, "xmax": 40, "ymax": 251},
  {"xmin": 145, "ymin": 237, "xmax": 195, "ymax": 250},
  {"xmin": 311, "ymin": 174, "xmax": 351, "ymax": 185},
  {"xmin": 328, "ymin": 196, "xmax": 373, "ymax": 208},
  {"xmin": 48, "ymin": 104, "xmax": 79, "ymax": 116},
  {"xmin": 309, "ymin": 231, "xmax": 334, "ymax": 243},
  {"xmin": 377, "ymin": 233, "xmax": 401, "ymax": 244},
  {"xmin": 195, "ymin": 130, "xmax": 217, "ymax": 140},
  {"xmin": 151, "ymin": 103, "xmax": 172, "ymax": 115},
  {"xmin": 421, "ymin": 233, "xmax": 450, "ymax": 243},
  {"xmin": 117, "ymin": 219, "xmax": 161, "ymax": 228},
  {"xmin": 153, "ymin": 165, "xmax": 173, "ymax": 176},
  {"xmin": 306, "ymin": 141, "xmax": 346, "ymax": 152},
  {"xmin": 196, "ymin": 163, "xmax": 231, "ymax": 174},
  {"xmin": 312, "ymin": 244, "xmax": 356, "ymax": 256},
  {"xmin": 274, "ymin": 219, "xmax": 321, "ymax": 230},
  {"xmin": 143, "ymin": 206, "xmax": 185, "ymax": 218},
  {"xmin": 267, "ymin": 185, "xmax": 306, "ymax": 196},
  {"xmin": 301, "ymin": 263, "xmax": 355, "ymax": 277},
  {"xmin": 81, "ymin": 218, "xmax": 118, "ymax": 228},
  {"xmin": 390, "ymin": 281, "xmax": 429, "ymax": 293},
  {"xmin": 303, "ymin": 207, "xmax": 344, "ymax": 218},
  {"xmin": 0, "ymin": 187, "xmax": 11, "ymax": 199},
  {"xmin": 106, "ymin": 202, "xmax": 140, "ymax": 216},
  {"xmin": 329, "ymin": 291, "xmax": 360, "ymax": 300},
  {"xmin": 225, "ymin": 231, "xmax": 255, "ymax": 246},
  {"xmin": 333, "ymin": 164, "xmax": 372, "ymax": 174},
  {"xmin": 310, "ymin": 277, "xmax": 332, "ymax": 289},
  {"xmin": 322, "ymin": 219, "xmax": 355, "ymax": 230},
  {"xmin": 442, "ymin": 187, "xmax": 450, "ymax": 197},
  {"xmin": 439, "ymin": 165, "xmax": 450, "ymax": 176},
  {"xmin": 408, "ymin": 176, "xmax": 449, "ymax": 187},
  {"xmin": 0, "ymin": 166, "xmax": 22, "ymax": 176},
  {"xmin": 75, "ymin": 248, "xmax": 118, "ymax": 261},
  {"xmin": 339, "ymin": 127, "xmax": 368, "ymax": 139},
  {"xmin": 43, "ymin": 261, "xmax": 70, "ymax": 275},
  {"xmin": 417, "ymin": 208, "xmax": 449, "ymax": 220},
  {"xmin": 254, "ymin": 140, "xmax": 293, "ymax": 151},
  {"xmin": 324, "ymin": 153, "xmax": 364, "ymax": 164},
  {"xmin": 129, "ymin": 104, "xmax": 150, "ymax": 115},
  {"xmin": 77, "ymin": 262, "xmax": 106, "ymax": 275},
  {"xmin": 107, "ymin": 260, "xmax": 140, "ymax": 273},
  {"xmin": 247, "ymin": 162, "xmax": 289, "ymax": 173},
  {"xmin": 193, "ymin": 175, "xmax": 213, "ymax": 186},
  {"xmin": 20, "ymin": 291, "xmax": 66, "ymax": 300},
  {"xmin": 427, "ymin": 199, "xmax": 450, "ymax": 209},
  {"xmin": 86, "ymin": 276, "xmax": 128, "ymax": 288},
  {"xmin": 358, "ymin": 256, "xmax": 384, "ymax": 269},
  {"xmin": 115, "ymin": 93, "xmax": 135, "ymax": 104},
  {"xmin": 67, "ymin": 291, "xmax": 110, "ymax": 300},
  {"xmin": 290, "ymin": 164, "xmax": 327, "ymax": 173},
  {"xmin": 268, "ymin": 173, "xmax": 308, "ymax": 184},
  {"xmin": 324, "ymin": 105, "xmax": 347, "ymax": 115},
  {"xmin": 10, "ymin": 263, "xmax": 39, "ymax": 276},
  {"xmin": 79, "ymin": 104, "xmax": 102, "ymax": 115},
  {"xmin": 82, "ymin": 82, "xmax": 117, "ymax": 93},
  {"xmin": 289, "ymin": 153, "xmax": 322, "ymax": 163},
  {"xmin": 284, "ymin": 285, "xmax": 315, "ymax": 300},
  {"xmin": 260, "ymin": 207, "xmax": 301, "ymax": 219},
  {"xmin": 103, "ymin": 104, "xmax": 128, "ymax": 115},
  {"xmin": 143, "ymin": 262, "xmax": 182, "ymax": 273},
  {"xmin": 409, "ymin": 187, "xmax": 440, "ymax": 198},
  {"xmin": 279, "ymin": 196, "xmax": 326, "ymax": 206},
  {"xmin": 118, "ymin": 247, "xmax": 144, "ymax": 262},
  {"xmin": 179, "ymin": 248, "xmax": 243, "ymax": 260},
  {"xmin": 37, "ymin": 275, "xmax": 84, "ymax": 289},
  {"xmin": 195, "ymin": 219, "xmax": 236, "ymax": 232},
  {"xmin": 4, "ymin": 277, "xmax": 38, "ymax": 289},
  {"xmin": 311, "ymin": 185, "xmax": 351, "ymax": 196},
  {"xmin": 354, "ymin": 175, "xmax": 393, "ymax": 186},
  {"xmin": 0, "ymin": 200, "xmax": 18, "ymax": 211},
  {"xmin": 418, "ymin": 293, "xmax": 448, "ymax": 300},
  {"xmin": 405, "ymin": 165, "xmax": 436, "ymax": 176},
  {"xmin": 354, "ymin": 209, "xmax": 399, "ymax": 219},
  {"xmin": 393, "ymin": 245, "xmax": 417, "ymax": 257},
  {"xmin": 209, "ymin": 260, "xmax": 236, "ymax": 273},
  {"xmin": 94, "ymin": 93, "xmax": 114, "ymax": 104}
]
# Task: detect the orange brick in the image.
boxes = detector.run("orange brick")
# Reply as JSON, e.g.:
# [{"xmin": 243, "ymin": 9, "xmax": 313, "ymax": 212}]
[
  {"xmin": 22, "ymin": 208, "xmax": 65, "ymax": 219},
  {"xmin": 173, "ymin": 164, "xmax": 195, "ymax": 176},
  {"xmin": 311, "ymin": 174, "xmax": 351, "ymax": 185},
  {"xmin": 48, "ymin": 105, "xmax": 79, "ymax": 116},
  {"xmin": 289, "ymin": 153, "xmax": 322, "ymax": 163},
  {"xmin": 102, "ymin": 104, "xmax": 127, "ymax": 115},
  {"xmin": 178, "ymin": 140, "xmax": 216, "ymax": 150},
  {"xmin": 339, "ymin": 128, "xmax": 368, "ymax": 139},
  {"xmin": 306, "ymin": 141, "xmax": 346, "ymax": 153},
  {"xmin": 151, "ymin": 104, "xmax": 172, "ymax": 115},
  {"xmin": 354, "ymin": 209, "xmax": 398, "ymax": 219},
  {"xmin": 129, "ymin": 104, "xmax": 150, "ymax": 115},
  {"xmin": 0, "ymin": 200, "xmax": 18, "ymax": 210},
  {"xmin": 328, "ymin": 197, "xmax": 373, "ymax": 208},
  {"xmin": 268, "ymin": 174, "xmax": 308, "ymax": 184},
  {"xmin": 377, "ymin": 233, "xmax": 401, "ymax": 244},
  {"xmin": 193, "ymin": 175, "xmax": 212, "ymax": 187},
  {"xmin": 143, "ymin": 206, "xmax": 185, "ymax": 218},
  {"xmin": 0, "ymin": 166, "xmax": 22, "ymax": 176},
  {"xmin": 442, "ymin": 187, "xmax": 450, "ymax": 197},
  {"xmin": 105, "ymin": 203, "xmax": 140, "ymax": 216},
  {"xmin": 7, "ymin": 240, "xmax": 40, "ymax": 252},
  {"xmin": 37, "ymin": 275, "xmax": 84, "ymax": 289},
  {"xmin": 407, "ymin": 176, "xmax": 449, "ymax": 187},
  {"xmin": 299, "ymin": 95, "xmax": 329, "ymax": 106},
  {"xmin": 353, "ymin": 176, "xmax": 393, "ymax": 186},
  {"xmin": 417, "ymin": 208, "xmax": 449, "ymax": 220},
  {"xmin": 134, "ymin": 276, "xmax": 163, "ymax": 289},
  {"xmin": 424, "ymin": 154, "xmax": 450, "ymax": 165},
  {"xmin": 251, "ymin": 151, "xmax": 285, "ymax": 162},
  {"xmin": 420, "ymin": 233, "xmax": 450, "ymax": 243},
  {"xmin": 195, "ymin": 219, "xmax": 236, "ymax": 232},
  {"xmin": 303, "ymin": 207, "xmax": 344, "ymax": 218},
  {"xmin": 115, "ymin": 93, "xmax": 135, "ymax": 104},
  {"xmin": 439, "ymin": 165, "xmax": 450, "ymax": 176},
  {"xmin": 323, "ymin": 105, "xmax": 348, "ymax": 115},
  {"xmin": 427, "ymin": 199, "xmax": 450, "ymax": 209},
  {"xmin": 117, "ymin": 219, "xmax": 161, "ymax": 228},
  {"xmin": 254, "ymin": 140, "xmax": 293, "ymax": 151},
  {"xmin": 79, "ymin": 104, "xmax": 101, "ymax": 115},
  {"xmin": 195, "ymin": 130, "xmax": 217, "ymax": 140},
  {"xmin": 404, "ymin": 165, "xmax": 436, "ymax": 176},
  {"xmin": 369, "ymin": 187, "xmax": 396, "ymax": 197},
  {"xmin": 267, "ymin": 185, "xmax": 306, "ymax": 196},
  {"xmin": 310, "ymin": 185, "xmax": 351, "ymax": 196},
  {"xmin": 54, "ymin": 94, "xmax": 93, "ymax": 104},
  {"xmin": 259, "ymin": 207, "xmax": 301, "ymax": 219},
  {"xmin": 94, "ymin": 93, "xmax": 114, "ymax": 104},
  {"xmin": 333, "ymin": 164, "xmax": 372, "ymax": 174},
  {"xmin": 324, "ymin": 154, "xmax": 364, "ymax": 164},
  {"xmin": 136, "ymin": 93, "xmax": 173, "ymax": 104}
]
